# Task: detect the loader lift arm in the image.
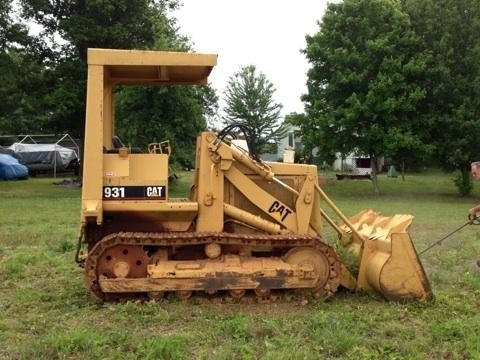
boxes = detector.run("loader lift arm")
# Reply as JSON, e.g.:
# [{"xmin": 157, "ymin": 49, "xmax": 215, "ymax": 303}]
[{"xmin": 206, "ymin": 130, "xmax": 433, "ymax": 302}]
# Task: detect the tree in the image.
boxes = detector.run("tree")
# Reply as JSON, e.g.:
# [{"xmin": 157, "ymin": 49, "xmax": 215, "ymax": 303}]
[
  {"xmin": 222, "ymin": 65, "xmax": 288, "ymax": 156},
  {"xmin": 401, "ymin": 0, "xmax": 480, "ymax": 195},
  {"xmin": 300, "ymin": 0, "xmax": 429, "ymax": 193},
  {"xmin": 0, "ymin": 1, "xmax": 50, "ymax": 135},
  {"xmin": 116, "ymin": 84, "xmax": 217, "ymax": 169},
  {"xmin": 17, "ymin": 0, "xmax": 180, "ymax": 137},
  {"xmin": 14, "ymin": 0, "xmax": 216, "ymax": 170}
]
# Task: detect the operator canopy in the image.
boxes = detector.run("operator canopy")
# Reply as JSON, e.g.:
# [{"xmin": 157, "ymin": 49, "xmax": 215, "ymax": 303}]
[{"xmin": 88, "ymin": 48, "xmax": 217, "ymax": 85}]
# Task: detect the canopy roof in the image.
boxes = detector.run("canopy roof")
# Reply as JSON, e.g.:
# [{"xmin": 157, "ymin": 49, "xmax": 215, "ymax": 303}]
[{"xmin": 88, "ymin": 48, "xmax": 218, "ymax": 85}]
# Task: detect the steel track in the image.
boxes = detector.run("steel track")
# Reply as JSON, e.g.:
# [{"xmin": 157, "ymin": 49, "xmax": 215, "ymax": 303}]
[{"xmin": 85, "ymin": 231, "xmax": 342, "ymax": 303}]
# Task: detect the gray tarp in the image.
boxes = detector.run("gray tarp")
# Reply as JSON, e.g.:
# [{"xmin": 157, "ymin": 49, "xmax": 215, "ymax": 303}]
[{"xmin": 8, "ymin": 143, "xmax": 78, "ymax": 171}]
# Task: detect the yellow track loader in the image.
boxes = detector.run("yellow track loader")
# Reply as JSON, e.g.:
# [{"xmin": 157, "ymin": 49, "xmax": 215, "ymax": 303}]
[{"xmin": 77, "ymin": 48, "xmax": 433, "ymax": 302}]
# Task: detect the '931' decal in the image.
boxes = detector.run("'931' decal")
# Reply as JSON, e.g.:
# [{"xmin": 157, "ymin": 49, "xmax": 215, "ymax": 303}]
[
  {"xmin": 104, "ymin": 186, "xmax": 125, "ymax": 198},
  {"xmin": 103, "ymin": 186, "xmax": 166, "ymax": 200}
]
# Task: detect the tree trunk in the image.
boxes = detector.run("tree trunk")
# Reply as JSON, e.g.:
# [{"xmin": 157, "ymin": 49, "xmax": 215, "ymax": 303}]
[
  {"xmin": 459, "ymin": 166, "xmax": 473, "ymax": 196},
  {"xmin": 370, "ymin": 156, "xmax": 380, "ymax": 194}
]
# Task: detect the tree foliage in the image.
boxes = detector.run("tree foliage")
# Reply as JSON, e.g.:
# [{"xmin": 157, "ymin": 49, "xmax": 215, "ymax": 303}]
[
  {"xmin": 222, "ymin": 65, "xmax": 287, "ymax": 155},
  {"xmin": 116, "ymin": 84, "xmax": 217, "ymax": 168},
  {"xmin": 1, "ymin": 0, "xmax": 216, "ymax": 168},
  {"xmin": 16, "ymin": 0, "xmax": 181, "ymax": 137},
  {"xmin": 0, "ymin": 2, "xmax": 49, "ymax": 135},
  {"xmin": 301, "ymin": 0, "xmax": 429, "ymax": 193},
  {"xmin": 401, "ymin": 0, "xmax": 480, "ymax": 195}
]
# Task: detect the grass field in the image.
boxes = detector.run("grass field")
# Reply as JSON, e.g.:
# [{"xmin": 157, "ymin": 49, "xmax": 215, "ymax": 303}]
[{"xmin": 1, "ymin": 171, "xmax": 480, "ymax": 359}]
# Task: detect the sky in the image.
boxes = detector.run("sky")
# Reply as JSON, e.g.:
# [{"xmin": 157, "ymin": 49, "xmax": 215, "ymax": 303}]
[{"xmin": 173, "ymin": 1, "xmax": 332, "ymax": 118}]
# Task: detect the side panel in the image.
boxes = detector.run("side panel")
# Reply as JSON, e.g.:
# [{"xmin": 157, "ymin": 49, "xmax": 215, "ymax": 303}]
[
  {"xmin": 224, "ymin": 166, "xmax": 297, "ymax": 231},
  {"xmin": 103, "ymin": 153, "xmax": 169, "ymax": 201},
  {"xmin": 87, "ymin": 152, "xmax": 196, "ymax": 238},
  {"xmin": 103, "ymin": 154, "xmax": 169, "ymax": 182}
]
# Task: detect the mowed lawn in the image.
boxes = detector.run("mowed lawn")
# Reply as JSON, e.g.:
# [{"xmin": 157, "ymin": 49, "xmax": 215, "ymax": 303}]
[{"xmin": 1, "ymin": 170, "xmax": 479, "ymax": 359}]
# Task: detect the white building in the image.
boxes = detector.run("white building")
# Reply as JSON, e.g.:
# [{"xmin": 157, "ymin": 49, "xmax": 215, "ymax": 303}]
[{"xmin": 333, "ymin": 153, "xmax": 384, "ymax": 175}]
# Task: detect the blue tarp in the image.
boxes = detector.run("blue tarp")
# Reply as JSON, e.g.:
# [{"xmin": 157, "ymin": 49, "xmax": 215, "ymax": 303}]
[{"xmin": 0, "ymin": 154, "xmax": 29, "ymax": 180}]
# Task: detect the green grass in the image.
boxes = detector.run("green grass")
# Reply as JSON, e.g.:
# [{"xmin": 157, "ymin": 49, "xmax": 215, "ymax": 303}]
[{"xmin": 1, "ymin": 172, "xmax": 480, "ymax": 359}]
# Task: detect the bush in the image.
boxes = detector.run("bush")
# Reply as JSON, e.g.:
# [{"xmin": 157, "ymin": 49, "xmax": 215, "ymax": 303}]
[{"xmin": 453, "ymin": 170, "xmax": 473, "ymax": 196}]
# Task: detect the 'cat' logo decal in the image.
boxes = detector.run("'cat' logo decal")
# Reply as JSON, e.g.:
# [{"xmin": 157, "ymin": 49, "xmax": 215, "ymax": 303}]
[{"xmin": 268, "ymin": 200, "xmax": 292, "ymax": 222}]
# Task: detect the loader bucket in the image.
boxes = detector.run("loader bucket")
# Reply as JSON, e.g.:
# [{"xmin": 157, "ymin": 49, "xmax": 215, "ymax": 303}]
[{"xmin": 340, "ymin": 209, "xmax": 433, "ymax": 302}]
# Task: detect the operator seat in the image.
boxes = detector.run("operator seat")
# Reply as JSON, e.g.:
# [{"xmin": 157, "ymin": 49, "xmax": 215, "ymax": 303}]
[
  {"xmin": 112, "ymin": 136, "xmax": 124, "ymax": 149},
  {"xmin": 105, "ymin": 136, "xmax": 143, "ymax": 154}
]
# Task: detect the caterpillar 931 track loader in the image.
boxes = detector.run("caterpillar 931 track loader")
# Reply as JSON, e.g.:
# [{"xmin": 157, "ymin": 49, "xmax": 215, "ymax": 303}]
[{"xmin": 77, "ymin": 48, "xmax": 433, "ymax": 302}]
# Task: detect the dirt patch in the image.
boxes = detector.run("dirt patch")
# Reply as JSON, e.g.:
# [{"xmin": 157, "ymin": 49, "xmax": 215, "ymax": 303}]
[
  {"xmin": 53, "ymin": 179, "xmax": 82, "ymax": 188},
  {"xmin": 318, "ymin": 176, "xmax": 335, "ymax": 186}
]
